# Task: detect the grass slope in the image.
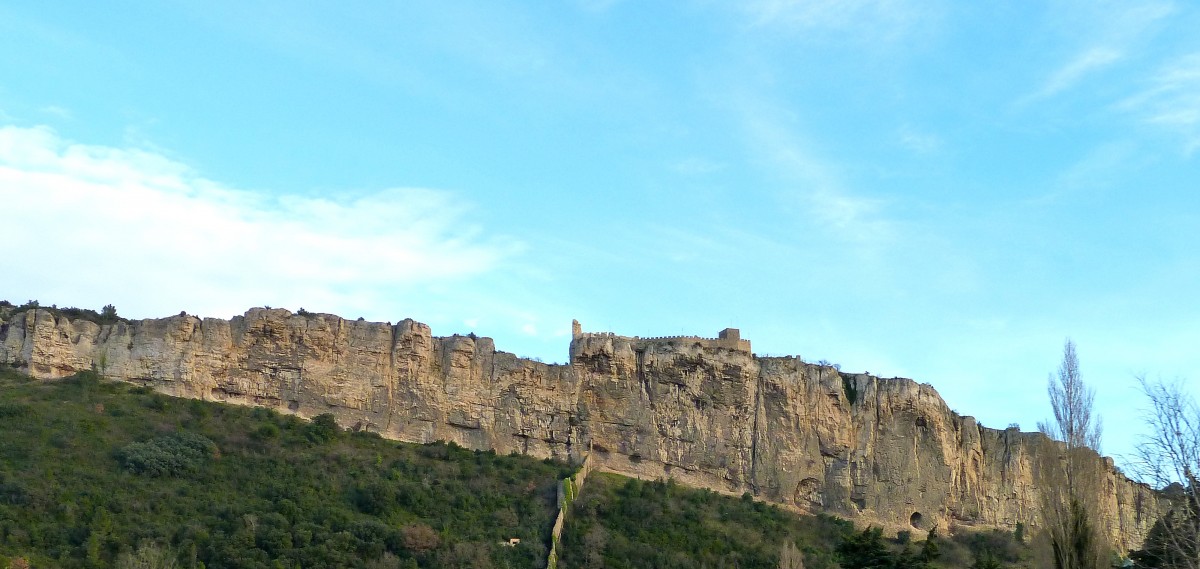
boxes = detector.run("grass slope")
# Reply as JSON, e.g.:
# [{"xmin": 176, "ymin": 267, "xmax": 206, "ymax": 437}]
[{"xmin": 0, "ymin": 367, "xmax": 571, "ymax": 569}]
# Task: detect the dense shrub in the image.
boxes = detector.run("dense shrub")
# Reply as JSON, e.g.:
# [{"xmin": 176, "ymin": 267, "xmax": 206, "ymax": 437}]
[
  {"xmin": 841, "ymin": 373, "xmax": 859, "ymax": 405},
  {"xmin": 305, "ymin": 412, "xmax": 342, "ymax": 443},
  {"xmin": 558, "ymin": 474, "xmax": 839, "ymax": 569},
  {"xmin": 117, "ymin": 432, "xmax": 218, "ymax": 477},
  {"xmin": 950, "ymin": 527, "xmax": 1023, "ymax": 566},
  {"xmin": 0, "ymin": 404, "xmax": 32, "ymax": 419}
]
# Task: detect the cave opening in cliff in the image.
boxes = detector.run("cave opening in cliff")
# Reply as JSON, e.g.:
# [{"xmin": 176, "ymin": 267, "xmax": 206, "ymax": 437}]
[{"xmin": 910, "ymin": 511, "xmax": 924, "ymax": 530}]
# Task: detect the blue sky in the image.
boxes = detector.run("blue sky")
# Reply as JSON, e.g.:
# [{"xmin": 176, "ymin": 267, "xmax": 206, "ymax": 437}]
[{"xmin": 2, "ymin": 1, "xmax": 1199, "ymax": 468}]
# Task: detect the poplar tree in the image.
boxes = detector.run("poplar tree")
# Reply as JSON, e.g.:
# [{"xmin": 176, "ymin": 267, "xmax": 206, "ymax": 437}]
[{"xmin": 1037, "ymin": 339, "xmax": 1107, "ymax": 569}]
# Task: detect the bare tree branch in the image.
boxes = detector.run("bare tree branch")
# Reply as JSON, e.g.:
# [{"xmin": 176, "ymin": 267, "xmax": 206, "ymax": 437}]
[
  {"xmin": 1037, "ymin": 339, "xmax": 1108, "ymax": 569},
  {"xmin": 1131, "ymin": 376, "xmax": 1200, "ymax": 569}
]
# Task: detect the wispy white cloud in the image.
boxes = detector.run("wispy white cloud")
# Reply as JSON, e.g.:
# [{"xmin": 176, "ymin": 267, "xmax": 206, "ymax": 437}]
[
  {"xmin": 671, "ymin": 157, "xmax": 726, "ymax": 175},
  {"xmin": 1119, "ymin": 53, "xmax": 1200, "ymax": 154},
  {"xmin": 1023, "ymin": 142, "xmax": 1136, "ymax": 206},
  {"xmin": 573, "ymin": 0, "xmax": 625, "ymax": 14},
  {"xmin": 40, "ymin": 105, "xmax": 72, "ymax": 120},
  {"xmin": 740, "ymin": 0, "xmax": 933, "ymax": 42},
  {"xmin": 1019, "ymin": 2, "xmax": 1173, "ymax": 105},
  {"xmin": 1026, "ymin": 47, "xmax": 1124, "ymax": 102},
  {"xmin": 897, "ymin": 125, "xmax": 941, "ymax": 154},
  {"xmin": 741, "ymin": 110, "xmax": 892, "ymax": 239},
  {"xmin": 1063, "ymin": 1, "xmax": 1175, "ymax": 44},
  {"xmin": 185, "ymin": 4, "xmax": 595, "ymax": 103},
  {"xmin": 0, "ymin": 125, "xmax": 520, "ymax": 320},
  {"xmin": 644, "ymin": 224, "xmax": 742, "ymax": 264}
]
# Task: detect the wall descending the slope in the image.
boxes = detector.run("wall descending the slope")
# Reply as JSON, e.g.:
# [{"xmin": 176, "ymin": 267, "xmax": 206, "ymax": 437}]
[{"xmin": 0, "ymin": 309, "xmax": 1160, "ymax": 551}]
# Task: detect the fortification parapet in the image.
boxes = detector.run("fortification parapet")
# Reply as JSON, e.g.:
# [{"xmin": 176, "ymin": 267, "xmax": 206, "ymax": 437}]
[
  {"xmin": 574, "ymin": 325, "xmax": 752, "ymax": 353},
  {"xmin": 636, "ymin": 327, "xmax": 751, "ymax": 353}
]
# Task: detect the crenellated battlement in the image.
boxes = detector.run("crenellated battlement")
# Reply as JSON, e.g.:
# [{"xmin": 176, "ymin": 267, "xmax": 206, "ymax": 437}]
[{"xmin": 572, "ymin": 320, "xmax": 751, "ymax": 353}]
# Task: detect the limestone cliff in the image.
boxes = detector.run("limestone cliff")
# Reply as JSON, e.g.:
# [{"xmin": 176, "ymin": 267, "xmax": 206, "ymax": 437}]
[{"xmin": 0, "ymin": 308, "xmax": 1159, "ymax": 550}]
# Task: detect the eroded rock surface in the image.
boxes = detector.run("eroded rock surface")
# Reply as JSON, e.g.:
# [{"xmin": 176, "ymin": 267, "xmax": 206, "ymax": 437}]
[{"xmin": 0, "ymin": 309, "xmax": 1158, "ymax": 549}]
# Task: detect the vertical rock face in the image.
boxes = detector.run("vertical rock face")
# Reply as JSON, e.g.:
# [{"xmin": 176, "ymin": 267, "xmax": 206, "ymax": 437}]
[
  {"xmin": 0, "ymin": 308, "xmax": 586, "ymax": 460},
  {"xmin": 572, "ymin": 333, "xmax": 761, "ymax": 494},
  {"xmin": 0, "ymin": 309, "xmax": 1159, "ymax": 549}
]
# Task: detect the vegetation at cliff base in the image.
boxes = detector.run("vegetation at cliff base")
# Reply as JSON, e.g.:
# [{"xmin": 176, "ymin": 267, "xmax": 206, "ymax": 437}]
[
  {"xmin": 0, "ymin": 366, "xmax": 570, "ymax": 569},
  {"xmin": 557, "ymin": 472, "xmax": 1032, "ymax": 569}
]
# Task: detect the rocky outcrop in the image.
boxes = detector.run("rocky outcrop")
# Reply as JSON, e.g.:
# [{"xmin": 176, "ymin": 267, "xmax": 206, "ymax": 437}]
[
  {"xmin": 572, "ymin": 332, "xmax": 1159, "ymax": 551},
  {"xmin": 0, "ymin": 308, "xmax": 585, "ymax": 458},
  {"xmin": 0, "ymin": 308, "xmax": 1160, "ymax": 550}
]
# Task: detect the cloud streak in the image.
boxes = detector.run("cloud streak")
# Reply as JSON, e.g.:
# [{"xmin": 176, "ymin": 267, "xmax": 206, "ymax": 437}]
[
  {"xmin": 897, "ymin": 125, "xmax": 941, "ymax": 154},
  {"xmin": 1028, "ymin": 47, "xmax": 1124, "ymax": 101},
  {"xmin": 0, "ymin": 125, "xmax": 520, "ymax": 320},
  {"xmin": 1120, "ymin": 53, "xmax": 1200, "ymax": 153},
  {"xmin": 1019, "ymin": 2, "xmax": 1173, "ymax": 105},
  {"xmin": 740, "ymin": 109, "xmax": 892, "ymax": 241},
  {"xmin": 739, "ymin": 0, "xmax": 934, "ymax": 44}
]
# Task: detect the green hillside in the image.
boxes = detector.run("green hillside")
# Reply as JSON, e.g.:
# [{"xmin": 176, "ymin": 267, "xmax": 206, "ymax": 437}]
[
  {"xmin": 556, "ymin": 472, "xmax": 1033, "ymax": 569},
  {"xmin": 0, "ymin": 366, "xmax": 570, "ymax": 569},
  {"xmin": 0, "ymin": 364, "xmax": 1041, "ymax": 569}
]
